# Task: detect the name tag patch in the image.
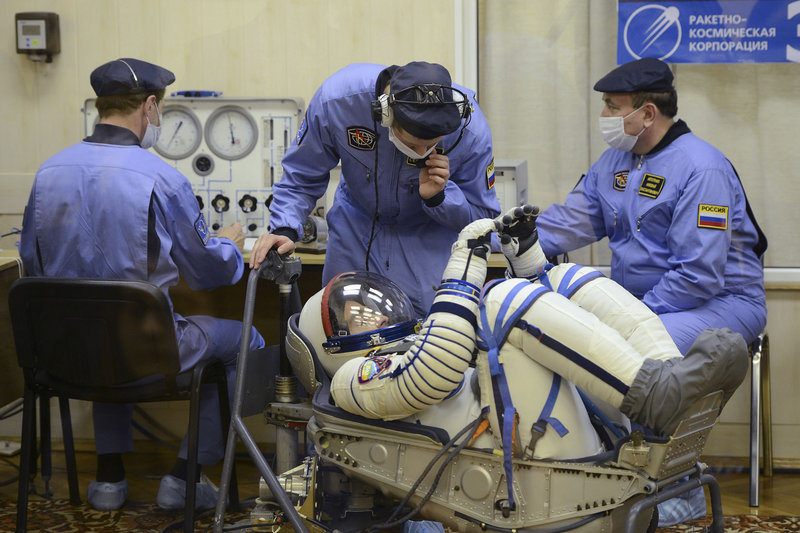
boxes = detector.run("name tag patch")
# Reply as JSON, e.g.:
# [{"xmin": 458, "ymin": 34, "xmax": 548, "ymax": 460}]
[
  {"xmin": 638, "ymin": 173, "xmax": 665, "ymax": 199},
  {"xmin": 195, "ymin": 213, "xmax": 210, "ymax": 245},
  {"xmin": 613, "ymin": 170, "xmax": 629, "ymax": 191},
  {"xmin": 357, "ymin": 355, "xmax": 392, "ymax": 384},
  {"xmin": 347, "ymin": 126, "xmax": 377, "ymax": 151},
  {"xmin": 486, "ymin": 157, "xmax": 495, "ymax": 189},
  {"xmin": 698, "ymin": 204, "xmax": 728, "ymax": 230}
]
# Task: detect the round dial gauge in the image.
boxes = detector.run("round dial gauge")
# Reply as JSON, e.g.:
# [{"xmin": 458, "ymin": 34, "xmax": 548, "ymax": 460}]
[
  {"xmin": 204, "ymin": 105, "xmax": 258, "ymax": 160},
  {"xmin": 154, "ymin": 105, "xmax": 203, "ymax": 160}
]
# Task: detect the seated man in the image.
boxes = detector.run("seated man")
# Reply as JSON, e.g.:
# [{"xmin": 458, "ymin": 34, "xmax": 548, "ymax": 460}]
[
  {"xmin": 294, "ymin": 206, "xmax": 748, "ymax": 464},
  {"xmin": 19, "ymin": 58, "xmax": 265, "ymax": 511}
]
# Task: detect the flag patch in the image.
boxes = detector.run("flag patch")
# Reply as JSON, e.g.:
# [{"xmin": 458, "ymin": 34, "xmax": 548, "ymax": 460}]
[
  {"xmin": 357, "ymin": 356, "xmax": 392, "ymax": 384},
  {"xmin": 698, "ymin": 204, "xmax": 728, "ymax": 229},
  {"xmin": 486, "ymin": 157, "xmax": 495, "ymax": 189}
]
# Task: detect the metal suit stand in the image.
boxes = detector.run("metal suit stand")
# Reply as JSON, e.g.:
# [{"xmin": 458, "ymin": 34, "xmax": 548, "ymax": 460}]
[{"xmin": 212, "ymin": 251, "xmax": 309, "ymax": 533}]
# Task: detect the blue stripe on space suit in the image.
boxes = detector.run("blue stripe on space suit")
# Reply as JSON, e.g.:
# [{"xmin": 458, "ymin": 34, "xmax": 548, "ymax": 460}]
[
  {"xmin": 537, "ymin": 120, "xmax": 766, "ymax": 353},
  {"xmin": 268, "ymin": 63, "xmax": 500, "ymax": 316},
  {"xmin": 20, "ymin": 125, "xmax": 264, "ymax": 463}
]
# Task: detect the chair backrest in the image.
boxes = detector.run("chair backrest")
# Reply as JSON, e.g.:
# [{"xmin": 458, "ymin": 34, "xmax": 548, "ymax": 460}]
[{"xmin": 8, "ymin": 277, "xmax": 180, "ymax": 390}]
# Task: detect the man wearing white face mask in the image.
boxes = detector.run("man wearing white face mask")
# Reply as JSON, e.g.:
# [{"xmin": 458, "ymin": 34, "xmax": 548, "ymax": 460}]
[
  {"xmin": 535, "ymin": 57, "xmax": 767, "ymax": 526},
  {"xmin": 20, "ymin": 58, "xmax": 264, "ymax": 512},
  {"xmin": 250, "ymin": 61, "xmax": 500, "ymax": 316}
]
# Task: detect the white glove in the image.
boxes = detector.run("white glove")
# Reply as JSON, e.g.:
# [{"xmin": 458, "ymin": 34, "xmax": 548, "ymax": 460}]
[
  {"xmin": 494, "ymin": 204, "xmax": 547, "ymax": 279},
  {"xmin": 441, "ymin": 218, "xmax": 494, "ymax": 287}
]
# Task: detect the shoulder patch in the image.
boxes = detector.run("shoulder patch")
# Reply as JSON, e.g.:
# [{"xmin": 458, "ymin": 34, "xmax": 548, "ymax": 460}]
[
  {"xmin": 346, "ymin": 126, "xmax": 377, "ymax": 151},
  {"xmin": 698, "ymin": 204, "xmax": 728, "ymax": 230},
  {"xmin": 295, "ymin": 113, "xmax": 308, "ymax": 146},
  {"xmin": 195, "ymin": 213, "xmax": 210, "ymax": 245},
  {"xmin": 357, "ymin": 355, "xmax": 393, "ymax": 384},
  {"xmin": 613, "ymin": 170, "xmax": 629, "ymax": 191},
  {"xmin": 638, "ymin": 173, "xmax": 665, "ymax": 199},
  {"xmin": 486, "ymin": 157, "xmax": 495, "ymax": 189}
]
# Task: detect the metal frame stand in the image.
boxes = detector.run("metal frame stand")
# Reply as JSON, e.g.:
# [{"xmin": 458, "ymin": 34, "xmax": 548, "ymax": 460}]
[
  {"xmin": 749, "ymin": 331, "xmax": 772, "ymax": 507},
  {"xmin": 212, "ymin": 253, "xmax": 309, "ymax": 533},
  {"xmin": 625, "ymin": 464, "xmax": 725, "ymax": 533}
]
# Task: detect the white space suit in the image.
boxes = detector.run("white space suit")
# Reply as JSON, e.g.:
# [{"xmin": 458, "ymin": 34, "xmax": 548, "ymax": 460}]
[{"xmin": 296, "ymin": 206, "xmax": 748, "ymax": 467}]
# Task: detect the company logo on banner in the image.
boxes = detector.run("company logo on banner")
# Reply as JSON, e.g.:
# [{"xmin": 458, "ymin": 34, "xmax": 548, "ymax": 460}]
[{"xmin": 618, "ymin": 0, "xmax": 800, "ymax": 63}]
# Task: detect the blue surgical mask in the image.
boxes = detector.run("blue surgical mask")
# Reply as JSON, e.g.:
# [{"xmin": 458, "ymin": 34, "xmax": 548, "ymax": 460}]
[
  {"xmin": 140, "ymin": 101, "xmax": 162, "ymax": 149},
  {"xmin": 388, "ymin": 127, "xmax": 436, "ymax": 161},
  {"xmin": 598, "ymin": 105, "xmax": 646, "ymax": 152}
]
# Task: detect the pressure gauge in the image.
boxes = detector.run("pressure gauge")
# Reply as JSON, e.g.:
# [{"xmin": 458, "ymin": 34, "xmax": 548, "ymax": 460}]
[
  {"xmin": 204, "ymin": 105, "xmax": 258, "ymax": 160},
  {"xmin": 154, "ymin": 105, "xmax": 203, "ymax": 160}
]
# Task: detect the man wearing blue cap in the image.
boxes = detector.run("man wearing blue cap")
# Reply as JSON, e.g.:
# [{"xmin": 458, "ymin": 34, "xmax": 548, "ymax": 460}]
[
  {"xmin": 249, "ymin": 61, "xmax": 501, "ymax": 317},
  {"xmin": 19, "ymin": 58, "xmax": 264, "ymax": 511},
  {"xmin": 535, "ymin": 57, "xmax": 767, "ymax": 525}
]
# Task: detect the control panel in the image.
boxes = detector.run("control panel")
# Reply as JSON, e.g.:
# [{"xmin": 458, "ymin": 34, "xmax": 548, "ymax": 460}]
[{"xmin": 83, "ymin": 96, "xmax": 304, "ymax": 237}]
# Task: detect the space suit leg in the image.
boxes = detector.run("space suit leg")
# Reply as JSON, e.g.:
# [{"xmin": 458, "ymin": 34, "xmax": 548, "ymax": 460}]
[{"xmin": 483, "ymin": 279, "xmax": 748, "ymax": 437}]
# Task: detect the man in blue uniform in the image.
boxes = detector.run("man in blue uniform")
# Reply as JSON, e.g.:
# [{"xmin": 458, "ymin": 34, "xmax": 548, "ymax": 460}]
[
  {"xmin": 19, "ymin": 58, "xmax": 265, "ymax": 511},
  {"xmin": 536, "ymin": 57, "xmax": 767, "ymax": 526},
  {"xmin": 249, "ymin": 61, "xmax": 500, "ymax": 316}
]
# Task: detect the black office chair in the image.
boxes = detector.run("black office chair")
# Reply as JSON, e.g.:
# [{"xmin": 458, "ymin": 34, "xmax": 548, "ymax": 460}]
[{"xmin": 8, "ymin": 277, "xmax": 239, "ymax": 533}]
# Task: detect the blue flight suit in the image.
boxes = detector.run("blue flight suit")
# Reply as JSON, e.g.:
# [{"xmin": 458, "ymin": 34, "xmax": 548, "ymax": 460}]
[
  {"xmin": 537, "ymin": 120, "xmax": 766, "ymax": 354},
  {"xmin": 19, "ymin": 124, "xmax": 264, "ymax": 465},
  {"xmin": 268, "ymin": 63, "xmax": 500, "ymax": 316}
]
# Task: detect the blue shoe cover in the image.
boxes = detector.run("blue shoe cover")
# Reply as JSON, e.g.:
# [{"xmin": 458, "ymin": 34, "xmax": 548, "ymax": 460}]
[
  {"xmin": 156, "ymin": 474, "xmax": 219, "ymax": 510},
  {"xmin": 87, "ymin": 479, "xmax": 128, "ymax": 511},
  {"xmin": 403, "ymin": 520, "xmax": 446, "ymax": 533},
  {"xmin": 657, "ymin": 485, "xmax": 706, "ymax": 526}
]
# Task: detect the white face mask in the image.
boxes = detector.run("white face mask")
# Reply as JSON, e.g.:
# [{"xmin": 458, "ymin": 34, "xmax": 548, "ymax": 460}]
[
  {"xmin": 388, "ymin": 126, "xmax": 436, "ymax": 161},
  {"xmin": 140, "ymin": 101, "xmax": 162, "ymax": 149},
  {"xmin": 598, "ymin": 105, "xmax": 646, "ymax": 152}
]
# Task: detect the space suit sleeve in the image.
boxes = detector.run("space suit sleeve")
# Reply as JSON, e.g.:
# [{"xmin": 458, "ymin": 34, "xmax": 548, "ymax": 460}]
[
  {"xmin": 640, "ymin": 166, "xmax": 736, "ymax": 313},
  {"xmin": 537, "ymin": 171, "xmax": 608, "ymax": 257},
  {"xmin": 267, "ymin": 87, "xmax": 340, "ymax": 240},
  {"xmin": 330, "ymin": 219, "xmax": 493, "ymax": 420},
  {"xmin": 422, "ymin": 95, "xmax": 500, "ymax": 232},
  {"xmin": 162, "ymin": 180, "xmax": 244, "ymax": 290}
]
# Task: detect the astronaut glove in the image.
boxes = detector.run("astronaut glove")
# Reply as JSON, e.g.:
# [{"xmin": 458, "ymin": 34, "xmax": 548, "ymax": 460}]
[
  {"xmin": 442, "ymin": 218, "xmax": 494, "ymax": 287},
  {"xmin": 494, "ymin": 204, "xmax": 547, "ymax": 279}
]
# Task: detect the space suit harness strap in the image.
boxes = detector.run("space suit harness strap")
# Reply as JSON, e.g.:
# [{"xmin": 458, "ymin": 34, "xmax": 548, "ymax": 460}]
[
  {"xmin": 536, "ymin": 263, "xmax": 604, "ymax": 299},
  {"xmin": 477, "ymin": 280, "xmax": 549, "ymax": 509}
]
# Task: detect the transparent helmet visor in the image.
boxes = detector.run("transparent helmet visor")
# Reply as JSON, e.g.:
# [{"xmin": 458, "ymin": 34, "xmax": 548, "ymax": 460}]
[{"xmin": 321, "ymin": 272, "xmax": 417, "ymax": 353}]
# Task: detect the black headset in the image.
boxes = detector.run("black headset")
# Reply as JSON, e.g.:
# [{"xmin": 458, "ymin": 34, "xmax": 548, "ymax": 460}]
[{"xmin": 370, "ymin": 85, "xmax": 471, "ymax": 127}]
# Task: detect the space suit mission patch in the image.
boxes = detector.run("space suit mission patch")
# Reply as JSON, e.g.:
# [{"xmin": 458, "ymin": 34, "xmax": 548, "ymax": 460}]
[
  {"xmin": 486, "ymin": 157, "xmax": 495, "ymax": 189},
  {"xmin": 357, "ymin": 355, "xmax": 392, "ymax": 384},
  {"xmin": 698, "ymin": 204, "xmax": 728, "ymax": 230},
  {"xmin": 638, "ymin": 173, "xmax": 665, "ymax": 199},
  {"xmin": 347, "ymin": 126, "xmax": 377, "ymax": 151},
  {"xmin": 613, "ymin": 170, "xmax": 629, "ymax": 191},
  {"xmin": 295, "ymin": 113, "xmax": 308, "ymax": 146},
  {"xmin": 195, "ymin": 213, "xmax": 210, "ymax": 245}
]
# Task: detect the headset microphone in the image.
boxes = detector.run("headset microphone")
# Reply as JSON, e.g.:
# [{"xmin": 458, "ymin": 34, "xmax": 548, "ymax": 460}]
[{"xmin": 370, "ymin": 93, "xmax": 394, "ymax": 127}]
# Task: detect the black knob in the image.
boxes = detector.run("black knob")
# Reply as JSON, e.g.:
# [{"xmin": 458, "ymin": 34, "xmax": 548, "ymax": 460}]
[
  {"xmin": 211, "ymin": 223, "xmax": 220, "ymax": 231},
  {"xmin": 195, "ymin": 195, "xmax": 204, "ymax": 210},
  {"xmin": 238, "ymin": 194, "xmax": 258, "ymax": 213},
  {"xmin": 248, "ymin": 223, "xmax": 258, "ymax": 232},
  {"xmin": 211, "ymin": 194, "xmax": 230, "ymax": 213}
]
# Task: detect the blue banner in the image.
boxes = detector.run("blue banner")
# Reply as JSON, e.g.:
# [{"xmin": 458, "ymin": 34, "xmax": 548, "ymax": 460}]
[{"xmin": 618, "ymin": 0, "xmax": 800, "ymax": 63}]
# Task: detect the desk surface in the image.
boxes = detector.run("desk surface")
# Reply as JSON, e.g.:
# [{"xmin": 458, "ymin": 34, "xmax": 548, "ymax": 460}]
[{"xmin": 4, "ymin": 249, "xmax": 798, "ymax": 290}]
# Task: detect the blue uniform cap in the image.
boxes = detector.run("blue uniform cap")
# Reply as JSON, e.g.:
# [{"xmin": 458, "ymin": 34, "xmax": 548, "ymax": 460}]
[
  {"xmin": 593, "ymin": 57, "xmax": 674, "ymax": 93},
  {"xmin": 90, "ymin": 58, "xmax": 175, "ymax": 96},
  {"xmin": 386, "ymin": 61, "xmax": 462, "ymax": 139}
]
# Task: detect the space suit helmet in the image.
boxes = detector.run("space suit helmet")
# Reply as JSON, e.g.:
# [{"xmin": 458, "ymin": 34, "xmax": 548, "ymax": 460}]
[{"xmin": 294, "ymin": 271, "xmax": 420, "ymax": 378}]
